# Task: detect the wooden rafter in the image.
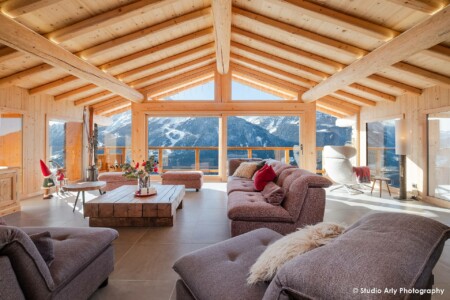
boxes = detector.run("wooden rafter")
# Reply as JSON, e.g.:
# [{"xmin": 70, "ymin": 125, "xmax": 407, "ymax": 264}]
[
  {"xmin": 0, "ymin": 13, "xmax": 143, "ymax": 103},
  {"xmin": 211, "ymin": 0, "xmax": 231, "ymax": 74},
  {"xmin": 316, "ymin": 103, "xmax": 352, "ymax": 117},
  {"xmin": 54, "ymin": 84, "xmax": 97, "ymax": 101},
  {"xmin": 231, "ymin": 27, "xmax": 423, "ymax": 95},
  {"xmin": 29, "ymin": 76, "xmax": 79, "ymax": 95},
  {"xmin": 0, "ymin": 64, "xmax": 53, "ymax": 88},
  {"xmin": 385, "ymin": 0, "xmax": 447, "ymax": 14},
  {"xmin": 103, "ymin": 106, "xmax": 131, "ymax": 117},
  {"xmin": 47, "ymin": 0, "xmax": 180, "ymax": 43},
  {"xmin": 95, "ymin": 101, "xmax": 131, "ymax": 115},
  {"xmin": 232, "ymin": 74, "xmax": 297, "ymax": 99},
  {"xmin": 233, "ymin": 7, "xmax": 450, "ymax": 87},
  {"xmin": 232, "ymin": 72, "xmax": 298, "ymax": 97},
  {"xmin": 78, "ymin": 7, "xmax": 211, "ymax": 59},
  {"xmin": 320, "ymin": 96, "xmax": 361, "ymax": 114},
  {"xmin": 302, "ymin": 5, "xmax": 450, "ymax": 102},
  {"xmin": 332, "ymin": 90, "xmax": 376, "ymax": 107},
  {"xmin": 316, "ymin": 106, "xmax": 347, "ymax": 119},
  {"xmin": 1, "ymin": 0, "xmax": 63, "ymax": 18},
  {"xmin": 391, "ymin": 62, "xmax": 450, "ymax": 88},
  {"xmin": 74, "ymin": 91, "xmax": 114, "ymax": 107}
]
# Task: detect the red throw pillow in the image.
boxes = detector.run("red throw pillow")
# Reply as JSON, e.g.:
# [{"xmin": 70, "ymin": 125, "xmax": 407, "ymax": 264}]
[{"xmin": 254, "ymin": 165, "xmax": 276, "ymax": 191}]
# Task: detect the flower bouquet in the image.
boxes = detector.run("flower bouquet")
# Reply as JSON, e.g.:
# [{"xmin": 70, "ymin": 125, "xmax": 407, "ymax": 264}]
[{"xmin": 121, "ymin": 156, "xmax": 158, "ymax": 196}]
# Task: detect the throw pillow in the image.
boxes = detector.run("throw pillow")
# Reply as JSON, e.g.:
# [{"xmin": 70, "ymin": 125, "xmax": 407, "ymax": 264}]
[
  {"xmin": 247, "ymin": 222, "xmax": 346, "ymax": 285},
  {"xmin": 261, "ymin": 182, "xmax": 285, "ymax": 205},
  {"xmin": 232, "ymin": 162, "xmax": 259, "ymax": 179},
  {"xmin": 29, "ymin": 231, "xmax": 55, "ymax": 266},
  {"xmin": 254, "ymin": 165, "xmax": 276, "ymax": 191}
]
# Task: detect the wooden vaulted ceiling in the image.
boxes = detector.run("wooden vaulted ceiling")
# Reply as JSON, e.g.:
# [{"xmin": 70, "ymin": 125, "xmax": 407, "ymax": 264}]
[{"xmin": 0, "ymin": 0, "xmax": 449, "ymax": 118}]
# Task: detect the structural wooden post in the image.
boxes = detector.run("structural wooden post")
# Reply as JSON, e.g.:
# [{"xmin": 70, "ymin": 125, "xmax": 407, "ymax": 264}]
[
  {"xmin": 215, "ymin": 69, "xmax": 232, "ymax": 102},
  {"xmin": 131, "ymin": 104, "xmax": 147, "ymax": 163},
  {"xmin": 301, "ymin": 102, "xmax": 317, "ymax": 172},
  {"xmin": 219, "ymin": 115, "xmax": 228, "ymax": 181}
]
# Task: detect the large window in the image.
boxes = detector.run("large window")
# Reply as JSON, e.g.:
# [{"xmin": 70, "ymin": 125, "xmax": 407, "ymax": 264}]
[
  {"xmin": 0, "ymin": 113, "xmax": 22, "ymax": 168},
  {"xmin": 367, "ymin": 119, "xmax": 399, "ymax": 187},
  {"xmin": 428, "ymin": 111, "xmax": 450, "ymax": 201},
  {"xmin": 97, "ymin": 111, "xmax": 132, "ymax": 171},
  {"xmin": 148, "ymin": 116, "xmax": 219, "ymax": 175},
  {"xmin": 49, "ymin": 120, "xmax": 66, "ymax": 168},
  {"xmin": 227, "ymin": 116, "xmax": 300, "ymax": 166}
]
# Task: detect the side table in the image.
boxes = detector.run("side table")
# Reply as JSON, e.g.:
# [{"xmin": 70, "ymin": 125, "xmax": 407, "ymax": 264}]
[
  {"xmin": 371, "ymin": 177, "xmax": 391, "ymax": 198},
  {"xmin": 64, "ymin": 181, "xmax": 106, "ymax": 212}
]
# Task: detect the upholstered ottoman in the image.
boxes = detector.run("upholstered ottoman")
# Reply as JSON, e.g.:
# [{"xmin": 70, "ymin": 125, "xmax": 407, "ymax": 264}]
[
  {"xmin": 161, "ymin": 171, "xmax": 203, "ymax": 191},
  {"xmin": 97, "ymin": 172, "xmax": 136, "ymax": 191}
]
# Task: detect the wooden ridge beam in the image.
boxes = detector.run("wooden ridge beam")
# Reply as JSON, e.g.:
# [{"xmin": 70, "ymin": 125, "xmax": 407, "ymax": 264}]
[
  {"xmin": 1, "ymin": 0, "xmax": 63, "ymax": 18},
  {"xmin": 0, "ymin": 64, "xmax": 53, "ymax": 88},
  {"xmin": 232, "ymin": 64, "xmax": 306, "ymax": 93},
  {"xmin": 231, "ymin": 53, "xmax": 316, "ymax": 87},
  {"xmin": 232, "ymin": 75, "xmax": 297, "ymax": 99},
  {"xmin": 231, "ymin": 41, "xmax": 327, "ymax": 79},
  {"xmin": 232, "ymin": 7, "xmax": 365, "ymax": 58},
  {"xmin": 264, "ymin": 0, "xmax": 396, "ymax": 40},
  {"xmin": 212, "ymin": 0, "xmax": 231, "ymax": 74},
  {"xmin": 316, "ymin": 106, "xmax": 347, "ymax": 119},
  {"xmin": 302, "ymin": 5, "xmax": 450, "ymax": 101},
  {"xmin": 47, "ymin": 0, "xmax": 180, "ymax": 43},
  {"xmin": 118, "ymin": 42, "xmax": 214, "ymax": 80},
  {"xmin": 385, "ymin": 0, "xmax": 447, "ymax": 14},
  {"xmin": 129, "ymin": 54, "xmax": 216, "ymax": 88},
  {"xmin": 155, "ymin": 77, "xmax": 214, "ymax": 100},
  {"xmin": 78, "ymin": 7, "xmax": 211, "ymax": 59},
  {"xmin": 232, "ymin": 27, "xmax": 422, "ymax": 95},
  {"xmin": 0, "ymin": 14, "xmax": 143, "ymax": 102},
  {"xmin": 74, "ymin": 91, "xmax": 114, "ymax": 107},
  {"xmin": 28, "ymin": 29, "xmax": 213, "ymax": 95}
]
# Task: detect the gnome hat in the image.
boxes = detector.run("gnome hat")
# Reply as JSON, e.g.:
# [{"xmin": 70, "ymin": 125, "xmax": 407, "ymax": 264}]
[{"xmin": 40, "ymin": 160, "xmax": 52, "ymax": 177}]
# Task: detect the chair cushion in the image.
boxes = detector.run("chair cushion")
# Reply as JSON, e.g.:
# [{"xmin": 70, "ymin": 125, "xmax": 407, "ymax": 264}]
[
  {"xmin": 173, "ymin": 228, "xmax": 282, "ymax": 300},
  {"xmin": 264, "ymin": 213, "xmax": 450, "ymax": 300},
  {"xmin": 227, "ymin": 191, "xmax": 293, "ymax": 222},
  {"xmin": 227, "ymin": 177, "xmax": 255, "ymax": 194},
  {"xmin": 22, "ymin": 227, "xmax": 118, "ymax": 287}
]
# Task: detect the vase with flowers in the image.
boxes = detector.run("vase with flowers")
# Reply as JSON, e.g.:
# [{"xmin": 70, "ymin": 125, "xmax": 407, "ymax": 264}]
[{"xmin": 121, "ymin": 156, "xmax": 159, "ymax": 196}]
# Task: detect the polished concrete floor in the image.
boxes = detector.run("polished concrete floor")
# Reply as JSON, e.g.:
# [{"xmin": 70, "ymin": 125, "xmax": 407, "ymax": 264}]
[{"xmin": 3, "ymin": 183, "xmax": 450, "ymax": 299}]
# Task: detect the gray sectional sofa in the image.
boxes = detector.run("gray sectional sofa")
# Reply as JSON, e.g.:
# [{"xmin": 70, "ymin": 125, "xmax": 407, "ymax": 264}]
[
  {"xmin": 0, "ymin": 225, "xmax": 118, "ymax": 300},
  {"xmin": 227, "ymin": 159, "xmax": 333, "ymax": 236},
  {"xmin": 174, "ymin": 213, "xmax": 450, "ymax": 300}
]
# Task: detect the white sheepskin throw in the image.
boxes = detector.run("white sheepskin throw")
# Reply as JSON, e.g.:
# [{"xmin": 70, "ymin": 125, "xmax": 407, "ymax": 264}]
[{"xmin": 247, "ymin": 222, "xmax": 346, "ymax": 285}]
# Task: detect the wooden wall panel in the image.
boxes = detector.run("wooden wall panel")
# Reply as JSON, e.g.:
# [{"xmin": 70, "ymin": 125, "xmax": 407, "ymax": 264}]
[
  {"xmin": 0, "ymin": 86, "xmax": 84, "ymax": 198},
  {"xmin": 360, "ymin": 85, "xmax": 450, "ymax": 207}
]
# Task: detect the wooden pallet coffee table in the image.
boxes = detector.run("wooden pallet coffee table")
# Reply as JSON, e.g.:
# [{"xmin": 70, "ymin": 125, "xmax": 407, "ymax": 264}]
[{"xmin": 84, "ymin": 185, "xmax": 185, "ymax": 227}]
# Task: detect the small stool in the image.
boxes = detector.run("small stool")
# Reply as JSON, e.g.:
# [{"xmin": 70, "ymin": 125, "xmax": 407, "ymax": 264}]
[
  {"xmin": 161, "ymin": 171, "xmax": 203, "ymax": 191},
  {"xmin": 371, "ymin": 177, "xmax": 391, "ymax": 197}
]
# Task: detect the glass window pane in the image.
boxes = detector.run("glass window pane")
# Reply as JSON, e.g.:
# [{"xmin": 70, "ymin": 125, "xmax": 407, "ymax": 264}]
[
  {"xmin": 428, "ymin": 111, "xmax": 450, "ymax": 201},
  {"xmin": 148, "ymin": 117, "xmax": 219, "ymax": 175},
  {"xmin": 366, "ymin": 119, "xmax": 399, "ymax": 187},
  {"xmin": 49, "ymin": 120, "xmax": 66, "ymax": 169}
]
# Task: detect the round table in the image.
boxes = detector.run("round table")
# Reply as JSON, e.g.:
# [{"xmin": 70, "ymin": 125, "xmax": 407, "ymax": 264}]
[{"xmin": 64, "ymin": 181, "xmax": 106, "ymax": 212}]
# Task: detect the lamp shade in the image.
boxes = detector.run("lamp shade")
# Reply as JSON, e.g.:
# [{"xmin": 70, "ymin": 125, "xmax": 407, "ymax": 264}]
[{"xmin": 395, "ymin": 119, "xmax": 408, "ymax": 155}]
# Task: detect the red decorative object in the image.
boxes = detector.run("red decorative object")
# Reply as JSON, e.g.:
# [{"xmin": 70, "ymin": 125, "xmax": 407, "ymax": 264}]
[
  {"xmin": 134, "ymin": 190, "xmax": 157, "ymax": 197},
  {"xmin": 254, "ymin": 165, "xmax": 276, "ymax": 191},
  {"xmin": 40, "ymin": 160, "xmax": 52, "ymax": 177},
  {"xmin": 135, "ymin": 162, "xmax": 140, "ymax": 169}
]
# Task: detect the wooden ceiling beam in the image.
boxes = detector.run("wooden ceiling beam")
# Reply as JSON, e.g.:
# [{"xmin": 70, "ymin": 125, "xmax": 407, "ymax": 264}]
[
  {"xmin": 316, "ymin": 106, "xmax": 347, "ymax": 119},
  {"xmin": 95, "ymin": 101, "xmax": 131, "ymax": 115},
  {"xmin": 232, "ymin": 64, "xmax": 305, "ymax": 93},
  {"xmin": 232, "ymin": 75, "xmax": 297, "ymax": 99},
  {"xmin": 129, "ymin": 54, "xmax": 216, "ymax": 88},
  {"xmin": 320, "ymin": 96, "xmax": 361, "ymax": 113},
  {"xmin": 332, "ymin": 90, "xmax": 376, "ymax": 107},
  {"xmin": 231, "ymin": 53, "xmax": 316, "ymax": 87},
  {"xmin": 78, "ymin": 7, "xmax": 211, "ymax": 59},
  {"xmin": 1, "ymin": 0, "xmax": 63, "ymax": 18},
  {"xmin": 47, "ymin": 0, "xmax": 180, "ymax": 43},
  {"xmin": 232, "ymin": 27, "xmax": 422, "ymax": 96},
  {"xmin": 0, "ymin": 46, "xmax": 22, "ymax": 63},
  {"xmin": 0, "ymin": 64, "xmax": 53, "ymax": 88},
  {"xmin": 28, "ymin": 29, "xmax": 213, "ymax": 95},
  {"xmin": 302, "ymin": 6, "xmax": 450, "ymax": 102},
  {"xmin": 74, "ymin": 91, "xmax": 114, "ymax": 107},
  {"xmin": 91, "ymin": 96, "xmax": 124, "ymax": 109},
  {"xmin": 0, "ymin": 14, "xmax": 143, "ymax": 102},
  {"xmin": 232, "ymin": 7, "xmax": 365, "ymax": 58},
  {"xmin": 54, "ymin": 84, "xmax": 97, "ymax": 101},
  {"xmin": 155, "ymin": 77, "xmax": 214, "ymax": 100},
  {"xmin": 385, "ymin": 0, "xmax": 447, "ymax": 14},
  {"xmin": 232, "ymin": 71, "xmax": 300, "ymax": 96},
  {"xmin": 391, "ymin": 62, "xmax": 450, "ymax": 88},
  {"xmin": 231, "ymin": 41, "xmax": 328, "ymax": 79},
  {"xmin": 347, "ymin": 83, "xmax": 396, "ymax": 102},
  {"xmin": 211, "ymin": 0, "xmax": 231, "ymax": 74},
  {"xmin": 264, "ymin": 0, "xmax": 396, "ymax": 40},
  {"xmin": 316, "ymin": 103, "xmax": 352, "ymax": 117},
  {"xmin": 103, "ymin": 106, "xmax": 131, "ymax": 117}
]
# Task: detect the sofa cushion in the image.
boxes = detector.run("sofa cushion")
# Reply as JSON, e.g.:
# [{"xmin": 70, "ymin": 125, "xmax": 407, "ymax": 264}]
[
  {"xmin": 227, "ymin": 177, "xmax": 255, "ymax": 194},
  {"xmin": 264, "ymin": 213, "xmax": 450, "ymax": 300},
  {"xmin": 261, "ymin": 182, "xmax": 285, "ymax": 205},
  {"xmin": 22, "ymin": 227, "xmax": 118, "ymax": 287},
  {"xmin": 254, "ymin": 165, "xmax": 276, "ymax": 191},
  {"xmin": 29, "ymin": 231, "xmax": 55, "ymax": 266},
  {"xmin": 228, "ymin": 191, "xmax": 293, "ymax": 222},
  {"xmin": 265, "ymin": 160, "xmax": 295, "ymax": 177},
  {"xmin": 173, "ymin": 228, "xmax": 282, "ymax": 300},
  {"xmin": 232, "ymin": 162, "xmax": 260, "ymax": 179}
]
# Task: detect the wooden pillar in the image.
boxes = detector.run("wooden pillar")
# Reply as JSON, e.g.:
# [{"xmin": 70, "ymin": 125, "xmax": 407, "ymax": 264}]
[
  {"xmin": 219, "ymin": 115, "xmax": 228, "ymax": 181},
  {"xmin": 301, "ymin": 102, "xmax": 317, "ymax": 172},
  {"xmin": 356, "ymin": 112, "xmax": 361, "ymax": 166},
  {"xmin": 215, "ymin": 70, "xmax": 231, "ymax": 102},
  {"xmin": 131, "ymin": 103, "xmax": 147, "ymax": 162}
]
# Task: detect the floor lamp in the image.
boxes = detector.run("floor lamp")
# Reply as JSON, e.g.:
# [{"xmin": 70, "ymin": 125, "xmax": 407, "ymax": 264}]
[{"xmin": 395, "ymin": 119, "xmax": 408, "ymax": 200}]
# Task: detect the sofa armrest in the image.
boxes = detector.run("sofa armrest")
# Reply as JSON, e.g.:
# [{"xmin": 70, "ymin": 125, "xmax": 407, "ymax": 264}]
[
  {"xmin": 0, "ymin": 256, "xmax": 26, "ymax": 300},
  {"xmin": 297, "ymin": 174, "xmax": 333, "ymax": 189},
  {"xmin": 228, "ymin": 158, "xmax": 262, "ymax": 176}
]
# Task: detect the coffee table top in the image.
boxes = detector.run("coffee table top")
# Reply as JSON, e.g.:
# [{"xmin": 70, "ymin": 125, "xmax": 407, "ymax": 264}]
[{"xmin": 64, "ymin": 181, "xmax": 106, "ymax": 192}]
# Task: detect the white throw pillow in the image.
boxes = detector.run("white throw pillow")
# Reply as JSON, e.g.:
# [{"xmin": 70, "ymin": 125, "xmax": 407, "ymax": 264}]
[{"xmin": 247, "ymin": 222, "xmax": 346, "ymax": 285}]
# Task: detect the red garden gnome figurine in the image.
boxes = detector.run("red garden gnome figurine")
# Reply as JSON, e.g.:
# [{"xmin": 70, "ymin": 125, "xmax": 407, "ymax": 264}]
[{"xmin": 40, "ymin": 159, "xmax": 55, "ymax": 199}]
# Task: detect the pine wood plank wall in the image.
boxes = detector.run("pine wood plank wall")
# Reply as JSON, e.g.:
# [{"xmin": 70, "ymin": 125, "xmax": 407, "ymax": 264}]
[
  {"xmin": 360, "ymin": 85, "xmax": 450, "ymax": 207},
  {"xmin": 0, "ymin": 86, "xmax": 85, "ymax": 198}
]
